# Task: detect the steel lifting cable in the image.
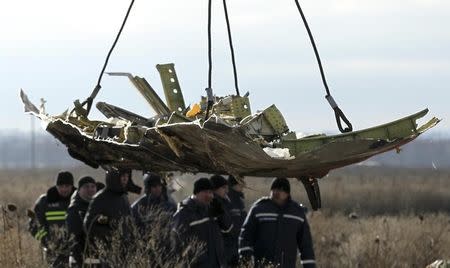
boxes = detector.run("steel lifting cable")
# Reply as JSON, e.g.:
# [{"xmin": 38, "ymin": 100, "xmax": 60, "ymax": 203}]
[
  {"xmin": 204, "ymin": 0, "xmax": 214, "ymax": 120},
  {"xmin": 81, "ymin": 0, "xmax": 136, "ymax": 116},
  {"xmin": 294, "ymin": 0, "xmax": 353, "ymax": 133},
  {"xmin": 205, "ymin": 0, "xmax": 242, "ymax": 121},
  {"xmin": 207, "ymin": 0, "xmax": 213, "ymax": 90},
  {"xmin": 223, "ymin": 0, "xmax": 241, "ymax": 97}
]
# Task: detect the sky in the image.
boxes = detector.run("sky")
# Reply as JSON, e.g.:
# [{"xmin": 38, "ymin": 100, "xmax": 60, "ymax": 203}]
[{"xmin": 1, "ymin": 0, "xmax": 449, "ymax": 137}]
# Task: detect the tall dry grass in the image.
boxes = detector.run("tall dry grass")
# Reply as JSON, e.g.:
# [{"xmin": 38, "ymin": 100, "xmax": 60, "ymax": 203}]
[
  {"xmin": 0, "ymin": 165, "xmax": 449, "ymax": 267},
  {"xmin": 244, "ymin": 166, "xmax": 450, "ymax": 216},
  {"xmin": 309, "ymin": 213, "xmax": 450, "ymax": 267},
  {"xmin": 0, "ymin": 204, "xmax": 45, "ymax": 267}
]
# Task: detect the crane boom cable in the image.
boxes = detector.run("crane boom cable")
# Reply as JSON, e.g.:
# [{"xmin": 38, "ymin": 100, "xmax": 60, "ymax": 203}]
[
  {"xmin": 82, "ymin": 0, "xmax": 136, "ymax": 115},
  {"xmin": 294, "ymin": 0, "xmax": 353, "ymax": 133},
  {"xmin": 223, "ymin": 0, "xmax": 240, "ymax": 96},
  {"xmin": 204, "ymin": 0, "xmax": 214, "ymax": 121}
]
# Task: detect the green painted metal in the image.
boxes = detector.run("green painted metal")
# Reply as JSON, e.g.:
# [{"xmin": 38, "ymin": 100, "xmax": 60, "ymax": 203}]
[
  {"xmin": 107, "ymin": 72, "xmax": 171, "ymax": 116},
  {"xmin": 240, "ymin": 104, "xmax": 288, "ymax": 140},
  {"xmin": 263, "ymin": 105, "xmax": 289, "ymax": 135},
  {"xmin": 229, "ymin": 96, "xmax": 251, "ymax": 119},
  {"xmin": 156, "ymin": 64, "xmax": 186, "ymax": 113},
  {"xmin": 132, "ymin": 76, "xmax": 171, "ymax": 115},
  {"xmin": 212, "ymin": 95, "xmax": 252, "ymax": 122},
  {"xmin": 278, "ymin": 109, "xmax": 434, "ymax": 156}
]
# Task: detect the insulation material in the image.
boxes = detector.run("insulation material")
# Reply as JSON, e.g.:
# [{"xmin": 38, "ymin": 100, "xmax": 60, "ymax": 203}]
[{"xmin": 263, "ymin": 147, "xmax": 295, "ymax": 160}]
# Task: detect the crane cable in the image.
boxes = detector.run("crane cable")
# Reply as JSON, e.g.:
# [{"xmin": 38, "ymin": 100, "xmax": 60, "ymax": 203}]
[
  {"xmin": 294, "ymin": 0, "xmax": 353, "ymax": 133},
  {"xmin": 77, "ymin": 0, "xmax": 352, "ymax": 134},
  {"xmin": 223, "ymin": 0, "xmax": 241, "ymax": 97},
  {"xmin": 204, "ymin": 0, "xmax": 214, "ymax": 121},
  {"xmin": 204, "ymin": 0, "xmax": 241, "ymax": 121},
  {"xmin": 81, "ymin": 0, "xmax": 136, "ymax": 116}
]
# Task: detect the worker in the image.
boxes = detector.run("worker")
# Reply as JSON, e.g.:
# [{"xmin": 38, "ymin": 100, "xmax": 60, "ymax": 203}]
[
  {"xmin": 83, "ymin": 169, "xmax": 134, "ymax": 266},
  {"xmin": 28, "ymin": 171, "xmax": 75, "ymax": 267},
  {"xmin": 210, "ymin": 174, "xmax": 239, "ymax": 266},
  {"xmin": 239, "ymin": 178, "xmax": 316, "ymax": 268},
  {"xmin": 226, "ymin": 175, "xmax": 247, "ymax": 266},
  {"xmin": 171, "ymin": 177, "xmax": 233, "ymax": 268},
  {"xmin": 131, "ymin": 172, "xmax": 176, "ymax": 232},
  {"xmin": 66, "ymin": 176, "xmax": 97, "ymax": 267}
]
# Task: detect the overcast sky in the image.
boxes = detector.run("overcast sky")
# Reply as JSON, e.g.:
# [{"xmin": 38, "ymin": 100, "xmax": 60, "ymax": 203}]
[{"xmin": 1, "ymin": 0, "xmax": 449, "ymax": 137}]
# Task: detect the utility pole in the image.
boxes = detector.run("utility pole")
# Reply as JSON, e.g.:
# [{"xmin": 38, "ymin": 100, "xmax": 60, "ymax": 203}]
[
  {"xmin": 0, "ymin": 137, "xmax": 3, "ymax": 169},
  {"xmin": 30, "ymin": 115, "xmax": 36, "ymax": 170}
]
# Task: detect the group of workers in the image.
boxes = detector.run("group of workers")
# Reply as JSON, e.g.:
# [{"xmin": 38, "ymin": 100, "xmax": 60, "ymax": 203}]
[{"xmin": 28, "ymin": 169, "xmax": 316, "ymax": 268}]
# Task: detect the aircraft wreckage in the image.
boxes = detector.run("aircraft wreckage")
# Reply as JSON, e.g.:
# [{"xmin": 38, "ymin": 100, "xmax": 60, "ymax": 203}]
[
  {"xmin": 20, "ymin": 1, "xmax": 440, "ymax": 210},
  {"xmin": 20, "ymin": 64, "xmax": 439, "ymax": 210}
]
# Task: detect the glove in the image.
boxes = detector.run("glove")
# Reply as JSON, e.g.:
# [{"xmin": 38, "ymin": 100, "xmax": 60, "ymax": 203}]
[
  {"xmin": 41, "ymin": 235, "xmax": 49, "ymax": 248},
  {"xmin": 239, "ymin": 254, "xmax": 254, "ymax": 267},
  {"xmin": 97, "ymin": 215, "xmax": 109, "ymax": 225},
  {"xmin": 26, "ymin": 209, "xmax": 36, "ymax": 219},
  {"xmin": 209, "ymin": 197, "xmax": 225, "ymax": 218}
]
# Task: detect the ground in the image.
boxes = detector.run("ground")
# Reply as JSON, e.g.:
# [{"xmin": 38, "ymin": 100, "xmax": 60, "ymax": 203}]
[{"xmin": 0, "ymin": 166, "xmax": 449, "ymax": 267}]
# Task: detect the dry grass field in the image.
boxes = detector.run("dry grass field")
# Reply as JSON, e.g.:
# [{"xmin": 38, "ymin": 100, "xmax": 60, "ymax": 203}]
[{"xmin": 0, "ymin": 166, "xmax": 449, "ymax": 267}]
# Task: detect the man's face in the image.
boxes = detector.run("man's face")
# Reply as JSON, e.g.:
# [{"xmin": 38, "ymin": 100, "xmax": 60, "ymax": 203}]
[
  {"xmin": 56, "ymin": 184, "xmax": 73, "ymax": 198},
  {"xmin": 79, "ymin": 183, "xmax": 97, "ymax": 201},
  {"xmin": 270, "ymin": 189, "xmax": 289, "ymax": 206},
  {"xmin": 120, "ymin": 173, "xmax": 130, "ymax": 188},
  {"xmin": 150, "ymin": 184, "xmax": 163, "ymax": 198},
  {"xmin": 214, "ymin": 185, "xmax": 229, "ymax": 198},
  {"xmin": 195, "ymin": 190, "xmax": 214, "ymax": 206}
]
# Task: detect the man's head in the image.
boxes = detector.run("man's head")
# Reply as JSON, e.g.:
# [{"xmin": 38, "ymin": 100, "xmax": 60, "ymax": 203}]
[
  {"xmin": 270, "ymin": 177, "xmax": 291, "ymax": 206},
  {"xmin": 210, "ymin": 175, "xmax": 228, "ymax": 198},
  {"xmin": 143, "ymin": 172, "xmax": 163, "ymax": 198},
  {"xmin": 193, "ymin": 178, "xmax": 214, "ymax": 206},
  {"xmin": 228, "ymin": 175, "xmax": 243, "ymax": 192},
  {"xmin": 56, "ymin": 171, "xmax": 74, "ymax": 198},
  {"xmin": 119, "ymin": 171, "xmax": 130, "ymax": 189},
  {"xmin": 105, "ymin": 169, "xmax": 126, "ymax": 193},
  {"xmin": 78, "ymin": 176, "xmax": 97, "ymax": 201}
]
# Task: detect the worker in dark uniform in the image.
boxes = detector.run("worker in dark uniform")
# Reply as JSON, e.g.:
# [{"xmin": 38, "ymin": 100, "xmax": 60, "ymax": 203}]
[
  {"xmin": 131, "ymin": 172, "xmax": 176, "ymax": 232},
  {"xmin": 210, "ymin": 174, "xmax": 237, "ymax": 266},
  {"xmin": 29, "ymin": 171, "xmax": 75, "ymax": 267},
  {"xmin": 171, "ymin": 178, "xmax": 233, "ymax": 268},
  {"xmin": 239, "ymin": 178, "xmax": 316, "ymax": 268},
  {"xmin": 66, "ymin": 176, "xmax": 97, "ymax": 267},
  {"xmin": 227, "ymin": 175, "xmax": 247, "ymax": 266},
  {"xmin": 83, "ymin": 169, "xmax": 134, "ymax": 266}
]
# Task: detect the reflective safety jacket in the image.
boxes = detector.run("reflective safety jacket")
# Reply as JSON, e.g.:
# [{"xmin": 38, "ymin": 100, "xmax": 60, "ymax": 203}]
[
  {"xmin": 29, "ymin": 186, "xmax": 74, "ymax": 246},
  {"xmin": 239, "ymin": 197, "xmax": 316, "ymax": 268}
]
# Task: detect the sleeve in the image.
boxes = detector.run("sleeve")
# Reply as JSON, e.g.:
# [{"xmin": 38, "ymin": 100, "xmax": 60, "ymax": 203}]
[
  {"xmin": 240, "ymin": 207, "xmax": 248, "ymax": 225},
  {"xmin": 167, "ymin": 200, "xmax": 177, "ymax": 213},
  {"xmin": 170, "ymin": 209, "xmax": 192, "ymax": 254},
  {"xmin": 66, "ymin": 208, "xmax": 83, "ymax": 238},
  {"xmin": 83, "ymin": 198, "xmax": 110, "ymax": 240},
  {"xmin": 238, "ymin": 205, "xmax": 258, "ymax": 258},
  {"xmin": 66, "ymin": 208, "xmax": 84, "ymax": 264},
  {"xmin": 297, "ymin": 213, "xmax": 316, "ymax": 268},
  {"xmin": 131, "ymin": 201, "xmax": 144, "ymax": 232},
  {"xmin": 216, "ymin": 200, "xmax": 233, "ymax": 234},
  {"xmin": 29, "ymin": 196, "xmax": 49, "ymax": 245}
]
